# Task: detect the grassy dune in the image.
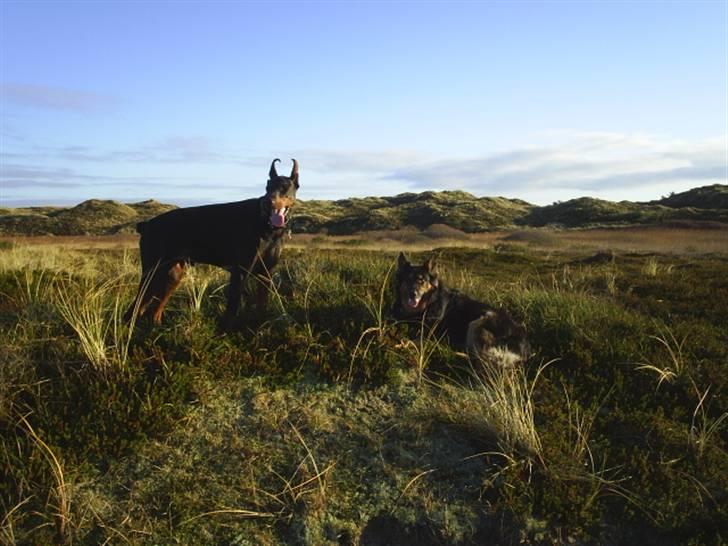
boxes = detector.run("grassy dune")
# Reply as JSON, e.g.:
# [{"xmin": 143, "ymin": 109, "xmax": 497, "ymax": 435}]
[
  {"xmin": 0, "ymin": 233, "xmax": 727, "ymax": 545},
  {"xmin": 0, "ymin": 200, "xmax": 175, "ymax": 237},
  {"xmin": 2, "ymin": 184, "xmax": 727, "ymax": 237}
]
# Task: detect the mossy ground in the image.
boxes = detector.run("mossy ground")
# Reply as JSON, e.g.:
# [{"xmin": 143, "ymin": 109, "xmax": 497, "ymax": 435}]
[{"xmin": 0, "ymin": 237, "xmax": 726, "ymax": 545}]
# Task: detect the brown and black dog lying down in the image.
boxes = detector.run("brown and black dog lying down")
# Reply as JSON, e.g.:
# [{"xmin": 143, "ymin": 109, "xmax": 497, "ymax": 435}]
[
  {"xmin": 124, "ymin": 159, "xmax": 299, "ymax": 328},
  {"xmin": 393, "ymin": 252, "xmax": 530, "ymax": 366}
]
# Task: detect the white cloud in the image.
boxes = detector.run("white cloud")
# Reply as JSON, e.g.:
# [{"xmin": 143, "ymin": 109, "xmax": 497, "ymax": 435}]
[
  {"xmin": 385, "ymin": 133, "xmax": 726, "ymax": 202},
  {"xmin": 2, "ymin": 132, "xmax": 725, "ymax": 206},
  {"xmin": 294, "ymin": 149, "xmax": 426, "ymax": 174},
  {"xmin": 22, "ymin": 136, "xmax": 229, "ymax": 164}
]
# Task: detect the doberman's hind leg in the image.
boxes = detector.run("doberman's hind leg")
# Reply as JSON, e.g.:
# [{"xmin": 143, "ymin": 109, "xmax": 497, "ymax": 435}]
[
  {"xmin": 148, "ymin": 261, "xmax": 187, "ymax": 325},
  {"xmin": 125, "ymin": 234, "xmax": 165, "ymax": 323},
  {"xmin": 124, "ymin": 267, "xmax": 159, "ymax": 323}
]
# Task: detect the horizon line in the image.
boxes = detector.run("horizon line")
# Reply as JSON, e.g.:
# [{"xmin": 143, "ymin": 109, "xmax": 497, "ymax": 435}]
[{"xmin": 2, "ymin": 181, "xmax": 724, "ymax": 210}]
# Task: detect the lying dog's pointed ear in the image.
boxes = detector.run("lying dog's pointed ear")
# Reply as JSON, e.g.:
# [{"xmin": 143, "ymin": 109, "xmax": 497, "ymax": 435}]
[
  {"xmin": 397, "ymin": 252, "xmax": 409, "ymax": 270},
  {"xmin": 425, "ymin": 256, "xmax": 437, "ymax": 275}
]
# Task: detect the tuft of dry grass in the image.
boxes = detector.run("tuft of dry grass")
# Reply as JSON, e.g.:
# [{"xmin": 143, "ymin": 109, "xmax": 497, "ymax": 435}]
[
  {"xmin": 468, "ymin": 358, "xmax": 553, "ymax": 457},
  {"xmin": 689, "ymin": 383, "xmax": 728, "ymax": 459},
  {"xmin": 636, "ymin": 323, "xmax": 688, "ymax": 388},
  {"xmin": 0, "ymin": 498, "xmax": 31, "ymax": 546},
  {"xmin": 397, "ymin": 318, "xmax": 446, "ymax": 386},
  {"xmin": 642, "ymin": 256, "xmax": 675, "ymax": 277},
  {"xmin": 16, "ymin": 413, "xmax": 72, "ymax": 543},
  {"xmin": 349, "ymin": 261, "xmax": 396, "ymax": 385},
  {"xmin": 54, "ymin": 274, "xmax": 138, "ymax": 373},
  {"xmin": 183, "ymin": 264, "xmax": 223, "ymax": 314}
]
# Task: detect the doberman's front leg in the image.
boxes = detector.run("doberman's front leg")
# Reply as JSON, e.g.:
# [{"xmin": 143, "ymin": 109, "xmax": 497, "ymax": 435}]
[
  {"xmin": 221, "ymin": 269, "xmax": 242, "ymax": 331},
  {"xmin": 255, "ymin": 274, "xmax": 272, "ymax": 311},
  {"xmin": 251, "ymin": 241, "xmax": 282, "ymax": 315}
]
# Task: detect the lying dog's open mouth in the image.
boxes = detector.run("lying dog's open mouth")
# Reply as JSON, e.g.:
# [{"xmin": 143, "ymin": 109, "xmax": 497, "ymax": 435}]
[
  {"xmin": 407, "ymin": 295, "xmax": 422, "ymax": 309},
  {"xmin": 270, "ymin": 206, "xmax": 289, "ymax": 228},
  {"xmin": 403, "ymin": 291, "xmax": 429, "ymax": 312}
]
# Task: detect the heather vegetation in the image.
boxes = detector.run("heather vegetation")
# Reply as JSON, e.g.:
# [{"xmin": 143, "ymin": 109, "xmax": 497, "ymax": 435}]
[{"xmin": 0, "ymin": 231, "xmax": 726, "ymax": 545}]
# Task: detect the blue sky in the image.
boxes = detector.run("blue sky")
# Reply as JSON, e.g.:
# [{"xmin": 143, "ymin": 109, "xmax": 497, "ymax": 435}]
[{"xmin": 1, "ymin": 0, "xmax": 726, "ymax": 206}]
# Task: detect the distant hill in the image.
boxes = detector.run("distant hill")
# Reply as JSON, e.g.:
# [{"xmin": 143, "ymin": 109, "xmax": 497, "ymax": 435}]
[
  {"xmin": 650, "ymin": 184, "xmax": 728, "ymax": 210},
  {"xmin": 294, "ymin": 191, "xmax": 533, "ymax": 234},
  {"xmin": 522, "ymin": 194, "xmax": 728, "ymax": 228},
  {"xmin": 1, "ymin": 185, "xmax": 726, "ymax": 236},
  {"xmin": 0, "ymin": 199, "xmax": 176, "ymax": 236}
]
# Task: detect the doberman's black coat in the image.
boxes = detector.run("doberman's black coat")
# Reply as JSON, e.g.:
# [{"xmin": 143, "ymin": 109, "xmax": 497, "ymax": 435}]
[{"xmin": 125, "ymin": 159, "xmax": 299, "ymax": 328}]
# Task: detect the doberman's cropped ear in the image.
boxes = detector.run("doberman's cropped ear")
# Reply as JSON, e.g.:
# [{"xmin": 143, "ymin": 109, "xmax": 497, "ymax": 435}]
[
  {"xmin": 397, "ymin": 252, "xmax": 409, "ymax": 271},
  {"xmin": 290, "ymin": 159, "xmax": 299, "ymax": 189},
  {"xmin": 269, "ymin": 158, "xmax": 281, "ymax": 180},
  {"xmin": 266, "ymin": 158, "xmax": 281, "ymax": 193}
]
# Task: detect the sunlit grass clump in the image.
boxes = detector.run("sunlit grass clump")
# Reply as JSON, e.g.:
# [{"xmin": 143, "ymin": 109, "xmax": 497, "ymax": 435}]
[{"xmin": 54, "ymin": 275, "xmax": 137, "ymax": 372}]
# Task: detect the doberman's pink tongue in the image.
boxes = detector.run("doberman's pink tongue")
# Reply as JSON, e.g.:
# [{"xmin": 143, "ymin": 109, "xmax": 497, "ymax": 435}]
[{"xmin": 270, "ymin": 210, "xmax": 286, "ymax": 227}]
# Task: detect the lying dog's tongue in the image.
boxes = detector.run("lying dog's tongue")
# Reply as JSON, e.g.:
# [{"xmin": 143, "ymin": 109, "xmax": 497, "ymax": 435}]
[
  {"xmin": 270, "ymin": 209, "xmax": 286, "ymax": 227},
  {"xmin": 408, "ymin": 296, "xmax": 420, "ymax": 308}
]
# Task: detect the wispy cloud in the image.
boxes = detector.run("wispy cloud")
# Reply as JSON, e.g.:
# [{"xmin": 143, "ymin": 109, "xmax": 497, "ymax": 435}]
[
  {"xmin": 0, "ymin": 83, "xmax": 119, "ymax": 112},
  {"xmin": 290, "ymin": 149, "xmax": 426, "ymax": 174},
  {"xmin": 0, "ymin": 164, "xmax": 95, "ymax": 188},
  {"xmin": 6, "ymin": 140, "xmax": 423, "ymax": 172},
  {"xmin": 0, "ymin": 161, "xmax": 264, "ymax": 208},
  {"xmin": 0, "ymin": 122, "xmax": 27, "ymax": 142},
  {"xmin": 0, "ymin": 162, "xmax": 250, "ymax": 189},
  {"xmin": 9, "ymin": 136, "xmax": 232, "ymax": 164},
  {"xmin": 2, "ymin": 132, "xmax": 724, "ymax": 206},
  {"xmin": 102, "ymin": 136, "xmax": 226, "ymax": 163},
  {"xmin": 386, "ymin": 133, "xmax": 726, "ymax": 198}
]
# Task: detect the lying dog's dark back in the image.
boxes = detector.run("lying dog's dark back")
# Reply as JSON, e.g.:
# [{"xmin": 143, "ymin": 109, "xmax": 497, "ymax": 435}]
[
  {"xmin": 393, "ymin": 252, "xmax": 530, "ymax": 364},
  {"xmin": 125, "ymin": 159, "xmax": 299, "ymax": 327}
]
